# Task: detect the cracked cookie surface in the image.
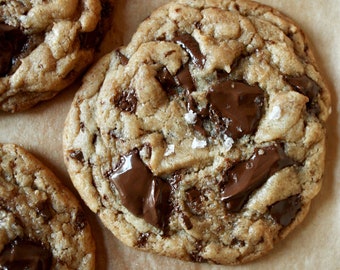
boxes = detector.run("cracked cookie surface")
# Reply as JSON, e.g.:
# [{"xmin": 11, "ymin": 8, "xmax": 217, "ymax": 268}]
[
  {"xmin": 63, "ymin": 0, "xmax": 331, "ymax": 265},
  {"xmin": 0, "ymin": 143, "xmax": 95, "ymax": 269},
  {"xmin": 0, "ymin": 0, "xmax": 107, "ymax": 112}
]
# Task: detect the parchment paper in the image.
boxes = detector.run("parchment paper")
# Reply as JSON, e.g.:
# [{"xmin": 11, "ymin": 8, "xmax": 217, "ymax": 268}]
[{"xmin": 0, "ymin": 0, "xmax": 339, "ymax": 269}]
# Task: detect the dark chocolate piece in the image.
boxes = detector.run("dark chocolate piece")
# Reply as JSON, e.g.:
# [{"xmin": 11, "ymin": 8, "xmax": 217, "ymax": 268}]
[
  {"xmin": 35, "ymin": 200, "xmax": 53, "ymax": 222},
  {"xmin": 221, "ymin": 144, "xmax": 295, "ymax": 212},
  {"xmin": 207, "ymin": 81, "xmax": 264, "ymax": 139},
  {"xmin": 175, "ymin": 63, "xmax": 196, "ymax": 93},
  {"xmin": 112, "ymin": 90, "xmax": 137, "ymax": 113},
  {"xmin": 136, "ymin": 232, "xmax": 150, "ymax": 248},
  {"xmin": 0, "ymin": 239, "xmax": 52, "ymax": 270},
  {"xmin": 69, "ymin": 149, "xmax": 85, "ymax": 163},
  {"xmin": 285, "ymin": 75, "xmax": 321, "ymax": 115},
  {"xmin": 269, "ymin": 194, "xmax": 302, "ymax": 227},
  {"xmin": 0, "ymin": 23, "xmax": 28, "ymax": 77},
  {"xmin": 185, "ymin": 187, "xmax": 203, "ymax": 215},
  {"xmin": 156, "ymin": 67, "xmax": 177, "ymax": 94},
  {"xmin": 173, "ymin": 33, "xmax": 205, "ymax": 68},
  {"xmin": 181, "ymin": 213, "xmax": 193, "ymax": 230},
  {"xmin": 109, "ymin": 149, "xmax": 171, "ymax": 229},
  {"xmin": 116, "ymin": 50, "xmax": 129, "ymax": 66}
]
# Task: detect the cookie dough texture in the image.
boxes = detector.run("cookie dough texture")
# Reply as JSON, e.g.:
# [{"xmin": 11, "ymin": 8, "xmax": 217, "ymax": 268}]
[
  {"xmin": 0, "ymin": 0, "xmax": 104, "ymax": 112},
  {"xmin": 0, "ymin": 143, "xmax": 95, "ymax": 269},
  {"xmin": 63, "ymin": 0, "xmax": 331, "ymax": 265}
]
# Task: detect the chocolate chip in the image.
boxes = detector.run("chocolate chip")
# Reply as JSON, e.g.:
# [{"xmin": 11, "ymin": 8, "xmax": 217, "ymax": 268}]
[
  {"xmin": 180, "ymin": 213, "xmax": 193, "ymax": 230},
  {"xmin": 207, "ymin": 80, "xmax": 264, "ymax": 139},
  {"xmin": 221, "ymin": 144, "xmax": 295, "ymax": 212},
  {"xmin": 185, "ymin": 187, "xmax": 203, "ymax": 215},
  {"xmin": 269, "ymin": 194, "xmax": 302, "ymax": 227},
  {"xmin": 0, "ymin": 23, "xmax": 28, "ymax": 77},
  {"xmin": 174, "ymin": 33, "xmax": 205, "ymax": 68},
  {"xmin": 109, "ymin": 149, "xmax": 171, "ymax": 229},
  {"xmin": 0, "ymin": 238, "xmax": 52, "ymax": 270},
  {"xmin": 116, "ymin": 50, "xmax": 129, "ymax": 66},
  {"xmin": 69, "ymin": 149, "xmax": 85, "ymax": 163},
  {"xmin": 112, "ymin": 90, "xmax": 137, "ymax": 113},
  {"xmin": 74, "ymin": 211, "xmax": 86, "ymax": 231},
  {"xmin": 189, "ymin": 240, "xmax": 207, "ymax": 263},
  {"xmin": 136, "ymin": 232, "xmax": 150, "ymax": 248},
  {"xmin": 231, "ymin": 238, "xmax": 246, "ymax": 247},
  {"xmin": 285, "ymin": 75, "xmax": 321, "ymax": 115},
  {"xmin": 36, "ymin": 200, "xmax": 53, "ymax": 222}
]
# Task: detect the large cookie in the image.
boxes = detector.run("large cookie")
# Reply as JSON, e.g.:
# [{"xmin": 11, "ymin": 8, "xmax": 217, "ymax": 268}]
[
  {"xmin": 63, "ymin": 0, "xmax": 331, "ymax": 265},
  {"xmin": 0, "ymin": 143, "xmax": 95, "ymax": 269},
  {"xmin": 0, "ymin": 0, "xmax": 109, "ymax": 112}
]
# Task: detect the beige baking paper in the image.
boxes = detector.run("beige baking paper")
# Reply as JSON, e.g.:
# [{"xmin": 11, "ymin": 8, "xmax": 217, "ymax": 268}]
[{"xmin": 0, "ymin": 0, "xmax": 339, "ymax": 269}]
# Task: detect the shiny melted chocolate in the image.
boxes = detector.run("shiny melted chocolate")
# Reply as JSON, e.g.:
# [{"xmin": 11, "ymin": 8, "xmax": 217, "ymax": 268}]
[
  {"xmin": 221, "ymin": 144, "xmax": 295, "ymax": 212},
  {"xmin": 0, "ymin": 23, "xmax": 28, "ymax": 77},
  {"xmin": 269, "ymin": 194, "xmax": 302, "ymax": 227},
  {"xmin": 173, "ymin": 33, "xmax": 205, "ymax": 68},
  {"xmin": 109, "ymin": 149, "xmax": 171, "ymax": 229},
  {"xmin": 285, "ymin": 75, "xmax": 321, "ymax": 115},
  {"xmin": 207, "ymin": 81, "xmax": 264, "ymax": 139},
  {"xmin": 0, "ymin": 239, "xmax": 52, "ymax": 270}
]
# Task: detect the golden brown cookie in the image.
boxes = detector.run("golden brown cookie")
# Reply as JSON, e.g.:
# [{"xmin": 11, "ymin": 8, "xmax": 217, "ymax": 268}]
[
  {"xmin": 0, "ymin": 143, "xmax": 95, "ymax": 269},
  {"xmin": 63, "ymin": 0, "xmax": 331, "ymax": 265},
  {"xmin": 0, "ymin": 0, "xmax": 110, "ymax": 112}
]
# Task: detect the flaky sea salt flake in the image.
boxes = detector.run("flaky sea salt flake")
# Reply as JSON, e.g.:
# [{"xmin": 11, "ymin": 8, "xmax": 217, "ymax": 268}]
[
  {"xmin": 164, "ymin": 144, "xmax": 175, "ymax": 156},
  {"xmin": 192, "ymin": 138, "xmax": 207, "ymax": 149},
  {"xmin": 184, "ymin": 110, "xmax": 197, "ymax": 124}
]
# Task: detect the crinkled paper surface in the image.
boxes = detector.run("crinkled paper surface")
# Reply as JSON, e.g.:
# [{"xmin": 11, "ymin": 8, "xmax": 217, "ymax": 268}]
[{"xmin": 0, "ymin": 0, "xmax": 339, "ymax": 269}]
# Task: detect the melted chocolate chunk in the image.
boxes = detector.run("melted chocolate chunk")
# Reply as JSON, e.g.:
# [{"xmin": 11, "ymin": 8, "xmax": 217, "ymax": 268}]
[
  {"xmin": 0, "ymin": 24, "xmax": 28, "ymax": 77},
  {"xmin": 175, "ymin": 63, "xmax": 196, "ymax": 93},
  {"xmin": 112, "ymin": 90, "xmax": 137, "ymax": 113},
  {"xmin": 207, "ymin": 81, "xmax": 264, "ymax": 139},
  {"xmin": 269, "ymin": 194, "xmax": 302, "ymax": 227},
  {"xmin": 109, "ymin": 149, "xmax": 171, "ymax": 229},
  {"xmin": 0, "ymin": 239, "xmax": 52, "ymax": 270},
  {"xmin": 285, "ymin": 75, "xmax": 321, "ymax": 115},
  {"xmin": 221, "ymin": 144, "xmax": 295, "ymax": 212},
  {"xmin": 174, "ymin": 33, "xmax": 205, "ymax": 68},
  {"xmin": 185, "ymin": 187, "xmax": 203, "ymax": 215},
  {"xmin": 156, "ymin": 67, "xmax": 177, "ymax": 94}
]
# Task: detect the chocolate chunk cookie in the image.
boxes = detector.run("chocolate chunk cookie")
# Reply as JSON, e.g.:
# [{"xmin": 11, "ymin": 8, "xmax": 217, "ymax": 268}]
[
  {"xmin": 0, "ymin": 0, "xmax": 109, "ymax": 112},
  {"xmin": 0, "ymin": 143, "xmax": 95, "ymax": 269},
  {"xmin": 63, "ymin": 0, "xmax": 331, "ymax": 265}
]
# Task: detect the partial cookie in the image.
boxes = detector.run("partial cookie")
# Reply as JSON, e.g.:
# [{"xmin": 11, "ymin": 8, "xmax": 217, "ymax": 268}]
[
  {"xmin": 63, "ymin": 0, "xmax": 331, "ymax": 265},
  {"xmin": 0, "ymin": 143, "xmax": 95, "ymax": 269},
  {"xmin": 0, "ymin": 0, "xmax": 110, "ymax": 112}
]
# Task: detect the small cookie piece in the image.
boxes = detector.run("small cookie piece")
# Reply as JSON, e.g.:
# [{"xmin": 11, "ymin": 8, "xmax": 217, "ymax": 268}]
[
  {"xmin": 63, "ymin": 0, "xmax": 331, "ymax": 265},
  {"xmin": 0, "ymin": 143, "xmax": 95, "ymax": 269},
  {"xmin": 0, "ymin": 0, "xmax": 109, "ymax": 112}
]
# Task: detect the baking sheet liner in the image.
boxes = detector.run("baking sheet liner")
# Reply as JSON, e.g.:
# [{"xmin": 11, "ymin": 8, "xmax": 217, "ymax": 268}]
[{"xmin": 0, "ymin": 0, "xmax": 339, "ymax": 269}]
